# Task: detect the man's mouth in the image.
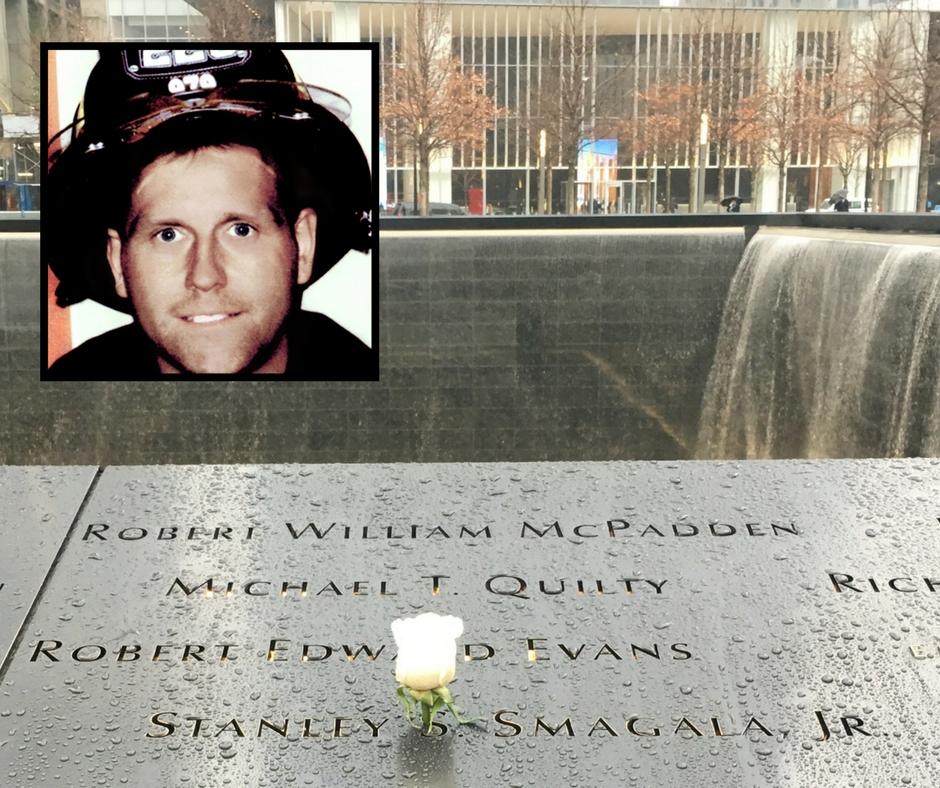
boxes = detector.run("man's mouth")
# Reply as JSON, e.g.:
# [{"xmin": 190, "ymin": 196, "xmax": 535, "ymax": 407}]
[{"xmin": 181, "ymin": 312, "xmax": 241, "ymax": 324}]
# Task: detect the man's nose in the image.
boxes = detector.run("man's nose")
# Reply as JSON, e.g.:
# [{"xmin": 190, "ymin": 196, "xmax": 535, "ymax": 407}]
[{"xmin": 185, "ymin": 237, "xmax": 227, "ymax": 291}]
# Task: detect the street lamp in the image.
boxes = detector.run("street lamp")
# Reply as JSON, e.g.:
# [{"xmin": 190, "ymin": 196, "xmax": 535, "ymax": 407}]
[
  {"xmin": 696, "ymin": 111, "xmax": 709, "ymax": 213},
  {"xmin": 538, "ymin": 129, "xmax": 547, "ymax": 214},
  {"xmin": 413, "ymin": 120, "xmax": 423, "ymax": 215},
  {"xmin": 412, "ymin": 149, "xmax": 418, "ymax": 216}
]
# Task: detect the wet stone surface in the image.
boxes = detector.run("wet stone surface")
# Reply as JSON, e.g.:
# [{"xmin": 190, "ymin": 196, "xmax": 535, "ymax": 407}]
[
  {"xmin": 0, "ymin": 466, "xmax": 98, "ymax": 665},
  {"xmin": 0, "ymin": 460, "xmax": 939, "ymax": 786}
]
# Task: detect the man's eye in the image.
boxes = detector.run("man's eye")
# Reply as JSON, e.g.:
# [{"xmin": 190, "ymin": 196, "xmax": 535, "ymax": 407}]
[
  {"xmin": 230, "ymin": 223, "xmax": 255, "ymax": 238},
  {"xmin": 156, "ymin": 228, "xmax": 181, "ymax": 243}
]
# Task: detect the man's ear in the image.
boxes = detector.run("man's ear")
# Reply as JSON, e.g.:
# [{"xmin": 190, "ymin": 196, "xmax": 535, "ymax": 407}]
[
  {"xmin": 106, "ymin": 229, "xmax": 128, "ymax": 299},
  {"xmin": 293, "ymin": 208, "xmax": 317, "ymax": 286}
]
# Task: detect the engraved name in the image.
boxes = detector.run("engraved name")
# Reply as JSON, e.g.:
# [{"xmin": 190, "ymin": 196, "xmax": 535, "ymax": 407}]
[
  {"xmin": 522, "ymin": 520, "xmax": 800, "ymax": 539},
  {"xmin": 83, "ymin": 523, "xmax": 255, "ymax": 541},
  {"xmin": 28, "ymin": 638, "xmax": 695, "ymax": 664},
  {"xmin": 286, "ymin": 522, "xmax": 491, "ymax": 539},
  {"xmin": 829, "ymin": 573, "xmax": 940, "ymax": 593},
  {"xmin": 161, "ymin": 575, "xmax": 670, "ymax": 598},
  {"xmin": 145, "ymin": 710, "xmax": 870, "ymax": 741},
  {"xmin": 165, "ymin": 577, "xmax": 396, "ymax": 597}
]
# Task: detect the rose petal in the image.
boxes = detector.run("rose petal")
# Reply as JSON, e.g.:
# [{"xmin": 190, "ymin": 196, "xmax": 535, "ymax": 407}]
[{"xmin": 391, "ymin": 612, "xmax": 464, "ymax": 690}]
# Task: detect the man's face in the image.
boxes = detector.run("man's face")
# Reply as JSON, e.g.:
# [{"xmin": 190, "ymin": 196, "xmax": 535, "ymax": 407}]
[{"xmin": 106, "ymin": 145, "xmax": 316, "ymax": 374}]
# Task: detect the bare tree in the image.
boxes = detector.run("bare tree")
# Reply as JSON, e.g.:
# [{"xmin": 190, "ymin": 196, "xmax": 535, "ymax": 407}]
[
  {"xmin": 730, "ymin": 88, "xmax": 766, "ymax": 205},
  {"xmin": 829, "ymin": 119, "xmax": 869, "ymax": 194},
  {"xmin": 750, "ymin": 53, "xmax": 810, "ymax": 212},
  {"xmin": 382, "ymin": 0, "xmax": 498, "ymax": 216},
  {"xmin": 2, "ymin": 1, "xmax": 102, "ymax": 115},
  {"xmin": 796, "ymin": 63, "xmax": 844, "ymax": 209},
  {"xmin": 523, "ymin": 0, "xmax": 638, "ymax": 214},
  {"xmin": 673, "ymin": 7, "xmax": 754, "ymax": 212},
  {"xmin": 2, "ymin": 2, "xmax": 106, "ymax": 205},
  {"xmin": 623, "ymin": 80, "xmax": 696, "ymax": 213},
  {"xmin": 675, "ymin": 9, "xmax": 709, "ymax": 212},
  {"xmin": 849, "ymin": 7, "xmax": 918, "ymax": 211},
  {"xmin": 873, "ymin": 2, "xmax": 940, "ymax": 210},
  {"xmin": 190, "ymin": 0, "xmax": 273, "ymax": 41},
  {"xmin": 815, "ymin": 48, "xmax": 869, "ymax": 199},
  {"xmin": 696, "ymin": 3, "xmax": 761, "ymax": 210},
  {"xmin": 524, "ymin": 0, "xmax": 594, "ymax": 214}
]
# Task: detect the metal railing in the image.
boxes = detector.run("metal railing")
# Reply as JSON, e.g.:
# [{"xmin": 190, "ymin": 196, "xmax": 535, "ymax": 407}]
[
  {"xmin": 381, "ymin": 211, "xmax": 940, "ymax": 233},
  {"xmin": 10, "ymin": 210, "xmax": 938, "ymax": 235}
]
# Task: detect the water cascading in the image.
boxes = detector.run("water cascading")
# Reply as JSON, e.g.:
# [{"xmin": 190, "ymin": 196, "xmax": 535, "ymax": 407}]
[{"xmin": 697, "ymin": 229, "xmax": 940, "ymax": 459}]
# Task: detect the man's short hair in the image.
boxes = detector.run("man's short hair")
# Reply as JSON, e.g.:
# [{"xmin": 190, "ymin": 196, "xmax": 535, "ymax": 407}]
[{"xmin": 106, "ymin": 114, "xmax": 301, "ymax": 239}]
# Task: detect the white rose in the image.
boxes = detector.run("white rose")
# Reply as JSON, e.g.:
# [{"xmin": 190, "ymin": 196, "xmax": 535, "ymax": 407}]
[{"xmin": 391, "ymin": 612, "xmax": 464, "ymax": 691}]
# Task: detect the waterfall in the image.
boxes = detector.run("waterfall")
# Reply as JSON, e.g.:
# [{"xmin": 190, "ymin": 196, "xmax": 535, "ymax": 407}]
[{"xmin": 697, "ymin": 230, "xmax": 940, "ymax": 459}]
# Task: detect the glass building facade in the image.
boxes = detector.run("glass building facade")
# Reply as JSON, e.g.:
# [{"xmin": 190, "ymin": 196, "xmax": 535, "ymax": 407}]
[
  {"xmin": 106, "ymin": 0, "xmax": 210, "ymax": 40},
  {"xmin": 276, "ymin": 0, "xmax": 936, "ymax": 214},
  {"xmin": 2, "ymin": 0, "xmax": 934, "ymax": 213}
]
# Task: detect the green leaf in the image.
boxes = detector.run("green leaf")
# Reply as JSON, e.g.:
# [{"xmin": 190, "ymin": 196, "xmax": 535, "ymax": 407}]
[
  {"xmin": 400, "ymin": 684, "xmax": 482, "ymax": 734},
  {"xmin": 426, "ymin": 696, "xmax": 447, "ymax": 734},
  {"xmin": 396, "ymin": 685, "xmax": 418, "ymax": 728},
  {"xmin": 444, "ymin": 700, "xmax": 483, "ymax": 729}
]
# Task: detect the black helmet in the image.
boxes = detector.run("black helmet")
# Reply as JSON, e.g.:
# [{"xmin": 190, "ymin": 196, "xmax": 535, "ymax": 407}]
[{"xmin": 46, "ymin": 47, "xmax": 372, "ymax": 313}]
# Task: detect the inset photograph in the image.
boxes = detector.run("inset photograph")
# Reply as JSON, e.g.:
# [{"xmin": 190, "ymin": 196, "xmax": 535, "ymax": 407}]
[{"xmin": 42, "ymin": 45, "xmax": 377, "ymax": 379}]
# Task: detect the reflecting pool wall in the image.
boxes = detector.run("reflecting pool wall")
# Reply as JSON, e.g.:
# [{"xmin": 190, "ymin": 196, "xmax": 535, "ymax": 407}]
[{"xmin": 1, "ymin": 229, "xmax": 742, "ymax": 464}]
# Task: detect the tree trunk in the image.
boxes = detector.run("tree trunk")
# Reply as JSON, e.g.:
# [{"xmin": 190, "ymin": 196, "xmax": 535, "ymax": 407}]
[
  {"xmin": 870, "ymin": 145, "xmax": 883, "ymax": 212},
  {"xmin": 566, "ymin": 163, "xmax": 577, "ymax": 214},
  {"xmin": 916, "ymin": 124, "xmax": 930, "ymax": 212},
  {"xmin": 880, "ymin": 146, "xmax": 889, "ymax": 212},
  {"xmin": 813, "ymin": 133, "xmax": 824, "ymax": 211},
  {"xmin": 717, "ymin": 143, "xmax": 726, "ymax": 213},
  {"xmin": 665, "ymin": 166, "xmax": 673, "ymax": 213},
  {"xmin": 419, "ymin": 147, "xmax": 430, "ymax": 217},
  {"xmin": 777, "ymin": 163, "xmax": 787, "ymax": 212}
]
